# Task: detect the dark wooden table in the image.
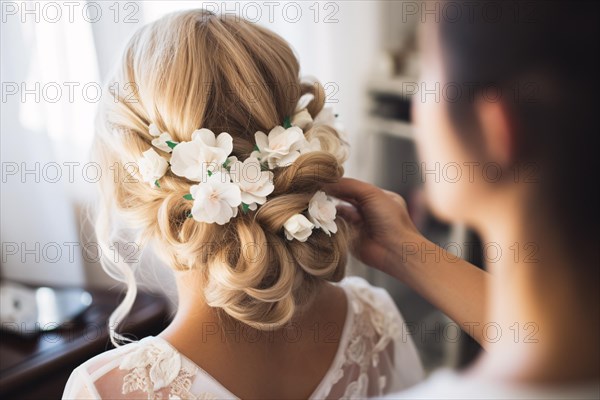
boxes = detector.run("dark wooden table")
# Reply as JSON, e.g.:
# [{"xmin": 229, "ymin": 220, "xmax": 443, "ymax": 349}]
[{"xmin": 0, "ymin": 288, "xmax": 170, "ymax": 399}]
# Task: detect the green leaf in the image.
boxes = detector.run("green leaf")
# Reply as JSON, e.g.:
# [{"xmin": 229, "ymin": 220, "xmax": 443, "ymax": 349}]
[
  {"xmin": 183, "ymin": 194, "xmax": 193, "ymax": 200},
  {"xmin": 154, "ymin": 180, "xmax": 161, "ymax": 188},
  {"xmin": 253, "ymin": 144, "xmax": 260, "ymax": 152},
  {"xmin": 283, "ymin": 116, "xmax": 292, "ymax": 129},
  {"xmin": 207, "ymin": 170, "xmax": 213, "ymax": 177},
  {"xmin": 241, "ymin": 203, "xmax": 251, "ymax": 214},
  {"xmin": 166, "ymin": 140, "xmax": 178, "ymax": 149},
  {"xmin": 222, "ymin": 159, "xmax": 232, "ymax": 169},
  {"xmin": 186, "ymin": 212, "xmax": 193, "ymax": 219}
]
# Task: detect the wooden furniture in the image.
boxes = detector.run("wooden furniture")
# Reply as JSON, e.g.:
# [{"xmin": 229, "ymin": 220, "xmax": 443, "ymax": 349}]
[{"xmin": 0, "ymin": 289, "xmax": 170, "ymax": 399}]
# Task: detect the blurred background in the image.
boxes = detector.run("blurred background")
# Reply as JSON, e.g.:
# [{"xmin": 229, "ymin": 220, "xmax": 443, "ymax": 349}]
[{"xmin": 0, "ymin": 2, "xmax": 484, "ymax": 397}]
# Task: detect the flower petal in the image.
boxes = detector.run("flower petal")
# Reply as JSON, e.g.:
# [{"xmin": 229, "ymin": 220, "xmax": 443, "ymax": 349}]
[
  {"xmin": 216, "ymin": 132, "xmax": 234, "ymax": 156},
  {"xmin": 276, "ymin": 150, "xmax": 301, "ymax": 168},
  {"xmin": 254, "ymin": 131, "xmax": 268, "ymax": 151},
  {"xmin": 149, "ymin": 123, "xmax": 161, "ymax": 137},
  {"xmin": 151, "ymin": 132, "xmax": 174, "ymax": 153},
  {"xmin": 192, "ymin": 128, "xmax": 217, "ymax": 145},
  {"xmin": 267, "ymin": 126, "xmax": 287, "ymax": 142},
  {"xmin": 170, "ymin": 140, "xmax": 205, "ymax": 181}
]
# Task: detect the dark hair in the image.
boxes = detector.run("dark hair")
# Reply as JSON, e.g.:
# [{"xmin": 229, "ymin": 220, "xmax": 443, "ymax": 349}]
[{"xmin": 437, "ymin": 0, "xmax": 599, "ymax": 266}]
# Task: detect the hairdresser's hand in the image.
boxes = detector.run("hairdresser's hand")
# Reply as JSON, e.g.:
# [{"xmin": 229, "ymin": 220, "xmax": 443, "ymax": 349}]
[
  {"xmin": 326, "ymin": 178, "xmax": 426, "ymax": 279},
  {"xmin": 327, "ymin": 178, "xmax": 491, "ymax": 347}
]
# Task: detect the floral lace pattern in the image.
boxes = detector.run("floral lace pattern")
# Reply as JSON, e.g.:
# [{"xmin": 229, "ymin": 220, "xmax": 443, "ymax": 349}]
[
  {"xmin": 323, "ymin": 278, "xmax": 403, "ymax": 399},
  {"xmin": 119, "ymin": 337, "xmax": 200, "ymax": 400}
]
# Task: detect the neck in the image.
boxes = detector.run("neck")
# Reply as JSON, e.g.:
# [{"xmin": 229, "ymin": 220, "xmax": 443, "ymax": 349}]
[
  {"xmin": 472, "ymin": 203, "xmax": 599, "ymax": 384},
  {"xmin": 162, "ymin": 269, "xmax": 219, "ymax": 336},
  {"xmin": 160, "ymin": 269, "xmax": 339, "ymax": 346}
]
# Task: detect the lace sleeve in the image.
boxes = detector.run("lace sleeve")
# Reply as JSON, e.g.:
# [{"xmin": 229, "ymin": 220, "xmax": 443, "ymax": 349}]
[
  {"xmin": 62, "ymin": 367, "xmax": 100, "ymax": 399},
  {"xmin": 384, "ymin": 290, "xmax": 426, "ymax": 391},
  {"xmin": 321, "ymin": 277, "xmax": 425, "ymax": 399},
  {"xmin": 357, "ymin": 281, "xmax": 425, "ymax": 393}
]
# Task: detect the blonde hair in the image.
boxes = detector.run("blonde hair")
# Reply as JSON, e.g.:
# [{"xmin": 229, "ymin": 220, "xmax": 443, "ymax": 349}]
[{"xmin": 94, "ymin": 10, "xmax": 349, "ymax": 344}]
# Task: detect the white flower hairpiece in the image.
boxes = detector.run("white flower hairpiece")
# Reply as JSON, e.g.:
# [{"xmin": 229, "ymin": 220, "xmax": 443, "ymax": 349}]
[
  {"xmin": 189, "ymin": 170, "xmax": 241, "ymax": 225},
  {"xmin": 283, "ymin": 214, "xmax": 314, "ymax": 242},
  {"xmin": 149, "ymin": 124, "xmax": 175, "ymax": 153},
  {"xmin": 251, "ymin": 124, "xmax": 311, "ymax": 169},
  {"xmin": 229, "ymin": 157, "xmax": 274, "ymax": 211},
  {"xmin": 307, "ymin": 190, "xmax": 338, "ymax": 236},
  {"xmin": 283, "ymin": 190, "xmax": 338, "ymax": 242},
  {"xmin": 170, "ymin": 128, "xmax": 233, "ymax": 181},
  {"xmin": 137, "ymin": 108, "xmax": 339, "ymax": 239},
  {"xmin": 139, "ymin": 148, "xmax": 168, "ymax": 187}
]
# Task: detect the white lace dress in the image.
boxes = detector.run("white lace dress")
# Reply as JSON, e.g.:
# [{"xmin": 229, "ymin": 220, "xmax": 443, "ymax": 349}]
[{"xmin": 62, "ymin": 277, "xmax": 424, "ymax": 399}]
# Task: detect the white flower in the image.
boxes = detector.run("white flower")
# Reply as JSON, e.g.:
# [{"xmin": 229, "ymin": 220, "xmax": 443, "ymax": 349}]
[
  {"xmin": 149, "ymin": 123, "xmax": 161, "ymax": 137},
  {"xmin": 189, "ymin": 171, "xmax": 242, "ymax": 225},
  {"xmin": 291, "ymin": 108, "xmax": 313, "ymax": 130},
  {"xmin": 170, "ymin": 129, "xmax": 233, "ymax": 182},
  {"xmin": 138, "ymin": 148, "xmax": 168, "ymax": 187},
  {"xmin": 252, "ymin": 126, "xmax": 306, "ymax": 169},
  {"xmin": 230, "ymin": 157, "xmax": 274, "ymax": 210},
  {"xmin": 308, "ymin": 191, "xmax": 338, "ymax": 236},
  {"xmin": 149, "ymin": 124, "xmax": 175, "ymax": 153},
  {"xmin": 283, "ymin": 214, "xmax": 314, "ymax": 242},
  {"xmin": 152, "ymin": 132, "xmax": 175, "ymax": 153}
]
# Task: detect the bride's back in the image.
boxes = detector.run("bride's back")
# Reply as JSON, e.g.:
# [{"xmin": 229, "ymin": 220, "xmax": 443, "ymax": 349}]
[
  {"xmin": 162, "ymin": 280, "xmax": 349, "ymax": 399},
  {"xmin": 64, "ymin": 277, "xmax": 424, "ymax": 399}
]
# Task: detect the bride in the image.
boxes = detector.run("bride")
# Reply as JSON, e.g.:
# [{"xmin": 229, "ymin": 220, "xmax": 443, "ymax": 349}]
[{"xmin": 62, "ymin": 10, "xmax": 424, "ymax": 399}]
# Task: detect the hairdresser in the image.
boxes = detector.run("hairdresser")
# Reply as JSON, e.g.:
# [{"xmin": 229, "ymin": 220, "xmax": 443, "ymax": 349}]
[{"xmin": 328, "ymin": 1, "xmax": 599, "ymax": 397}]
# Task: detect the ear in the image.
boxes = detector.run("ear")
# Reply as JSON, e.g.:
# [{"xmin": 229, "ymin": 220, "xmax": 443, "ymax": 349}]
[{"xmin": 474, "ymin": 100, "xmax": 516, "ymax": 167}]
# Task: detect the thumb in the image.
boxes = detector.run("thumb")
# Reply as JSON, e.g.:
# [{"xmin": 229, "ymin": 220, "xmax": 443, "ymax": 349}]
[{"xmin": 325, "ymin": 178, "xmax": 381, "ymax": 206}]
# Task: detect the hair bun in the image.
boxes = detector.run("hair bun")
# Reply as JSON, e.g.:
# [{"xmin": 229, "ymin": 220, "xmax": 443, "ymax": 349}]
[{"xmin": 95, "ymin": 10, "xmax": 350, "ymax": 338}]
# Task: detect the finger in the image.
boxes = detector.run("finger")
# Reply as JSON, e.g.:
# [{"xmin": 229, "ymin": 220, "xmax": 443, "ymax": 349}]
[
  {"xmin": 336, "ymin": 204, "xmax": 363, "ymax": 225},
  {"xmin": 325, "ymin": 177, "xmax": 382, "ymax": 205},
  {"xmin": 382, "ymin": 189, "xmax": 407, "ymax": 208},
  {"xmin": 335, "ymin": 197, "xmax": 360, "ymax": 210}
]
